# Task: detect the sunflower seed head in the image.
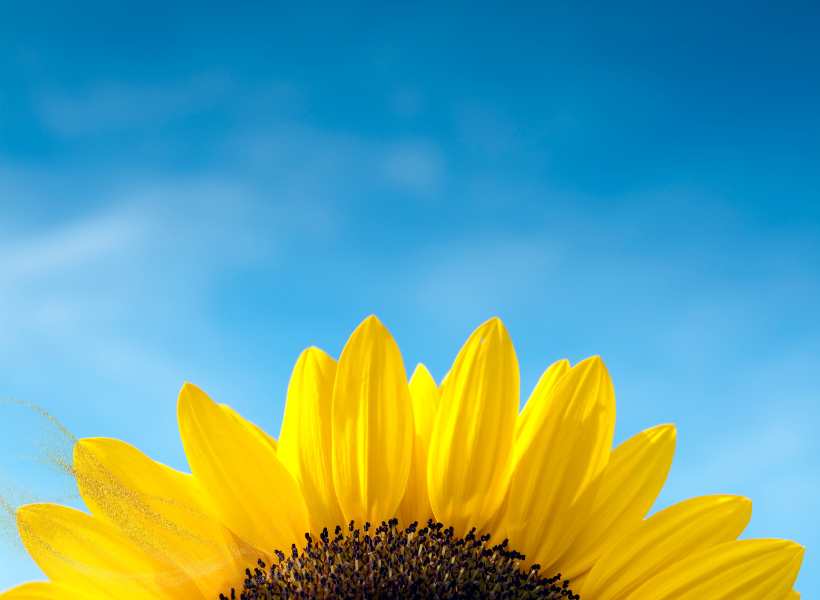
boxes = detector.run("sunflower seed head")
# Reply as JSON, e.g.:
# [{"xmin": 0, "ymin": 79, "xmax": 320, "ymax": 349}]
[{"xmin": 220, "ymin": 518, "xmax": 578, "ymax": 599}]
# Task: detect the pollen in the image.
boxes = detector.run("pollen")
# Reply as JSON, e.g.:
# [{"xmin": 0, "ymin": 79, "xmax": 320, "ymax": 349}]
[{"xmin": 220, "ymin": 519, "xmax": 578, "ymax": 599}]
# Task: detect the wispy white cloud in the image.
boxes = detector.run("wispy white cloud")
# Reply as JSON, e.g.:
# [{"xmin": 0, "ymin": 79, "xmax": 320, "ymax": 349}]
[
  {"xmin": 0, "ymin": 208, "xmax": 147, "ymax": 283},
  {"xmin": 0, "ymin": 170, "xmax": 337, "ymax": 382},
  {"xmin": 32, "ymin": 76, "xmax": 449, "ymax": 203}
]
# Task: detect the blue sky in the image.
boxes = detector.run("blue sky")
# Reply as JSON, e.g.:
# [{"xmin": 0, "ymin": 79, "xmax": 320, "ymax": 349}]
[{"xmin": 1, "ymin": 0, "xmax": 819, "ymax": 593}]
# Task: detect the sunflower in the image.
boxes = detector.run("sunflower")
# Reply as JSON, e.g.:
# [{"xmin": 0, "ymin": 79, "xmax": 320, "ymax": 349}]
[{"xmin": 2, "ymin": 316, "xmax": 803, "ymax": 599}]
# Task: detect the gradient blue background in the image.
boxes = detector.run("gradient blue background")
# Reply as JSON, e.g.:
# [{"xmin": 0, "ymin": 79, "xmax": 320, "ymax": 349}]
[{"xmin": 1, "ymin": 0, "xmax": 818, "ymax": 593}]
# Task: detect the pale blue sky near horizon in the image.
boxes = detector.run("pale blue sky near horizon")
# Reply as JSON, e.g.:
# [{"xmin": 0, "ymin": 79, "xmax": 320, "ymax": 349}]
[{"xmin": 1, "ymin": 0, "xmax": 819, "ymax": 594}]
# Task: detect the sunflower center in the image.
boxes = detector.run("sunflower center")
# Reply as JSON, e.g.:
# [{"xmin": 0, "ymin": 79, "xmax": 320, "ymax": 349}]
[{"xmin": 219, "ymin": 519, "xmax": 578, "ymax": 599}]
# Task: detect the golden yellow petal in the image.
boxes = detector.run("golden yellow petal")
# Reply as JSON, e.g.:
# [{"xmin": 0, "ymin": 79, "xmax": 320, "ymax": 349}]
[
  {"xmin": 278, "ymin": 347, "xmax": 344, "ymax": 532},
  {"xmin": 427, "ymin": 317, "xmax": 519, "ymax": 535},
  {"xmin": 500, "ymin": 356, "xmax": 615, "ymax": 572},
  {"xmin": 439, "ymin": 369, "xmax": 450, "ymax": 391},
  {"xmin": 331, "ymin": 315, "xmax": 413, "ymax": 524},
  {"xmin": 629, "ymin": 539, "xmax": 804, "ymax": 600},
  {"xmin": 0, "ymin": 584, "xmax": 52, "ymax": 600},
  {"xmin": 177, "ymin": 383, "xmax": 309, "ymax": 556},
  {"xmin": 220, "ymin": 403, "xmax": 277, "ymax": 453},
  {"xmin": 408, "ymin": 363, "xmax": 439, "ymax": 445},
  {"xmin": 397, "ymin": 364, "xmax": 440, "ymax": 525},
  {"xmin": 582, "ymin": 494, "xmax": 753, "ymax": 600},
  {"xmin": 514, "ymin": 358, "xmax": 570, "ymax": 446},
  {"xmin": 73, "ymin": 437, "xmax": 250, "ymax": 596},
  {"xmin": 559, "ymin": 423, "xmax": 676, "ymax": 578},
  {"xmin": 0, "ymin": 582, "xmax": 87, "ymax": 600},
  {"xmin": 16, "ymin": 503, "xmax": 193, "ymax": 599},
  {"xmin": 480, "ymin": 359, "xmax": 570, "ymax": 540}
]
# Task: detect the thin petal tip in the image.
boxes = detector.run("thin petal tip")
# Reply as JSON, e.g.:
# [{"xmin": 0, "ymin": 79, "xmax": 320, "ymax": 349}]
[
  {"xmin": 723, "ymin": 493, "xmax": 752, "ymax": 507},
  {"xmin": 580, "ymin": 354, "xmax": 606, "ymax": 369},
  {"xmin": 178, "ymin": 381, "xmax": 210, "ymax": 405},
  {"xmin": 179, "ymin": 380, "xmax": 203, "ymax": 398},
  {"xmin": 649, "ymin": 423, "xmax": 677, "ymax": 441},
  {"xmin": 468, "ymin": 317, "xmax": 513, "ymax": 350},
  {"xmin": 731, "ymin": 495, "xmax": 754, "ymax": 520},
  {"xmin": 72, "ymin": 437, "xmax": 98, "ymax": 463},
  {"xmin": 14, "ymin": 503, "xmax": 49, "ymax": 527},
  {"xmin": 480, "ymin": 316, "xmax": 507, "ymax": 334},
  {"xmin": 177, "ymin": 382, "xmax": 218, "ymax": 429},
  {"xmin": 348, "ymin": 315, "xmax": 395, "ymax": 344},
  {"xmin": 784, "ymin": 540, "xmax": 806, "ymax": 558},
  {"xmin": 360, "ymin": 314, "xmax": 385, "ymax": 329},
  {"xmin": 411, "ymin": 363, "xmax": 433, "ymax": 379},
  {"xmin": 301, "ymin": 345, "xmax": 335, "ymax": 366}
]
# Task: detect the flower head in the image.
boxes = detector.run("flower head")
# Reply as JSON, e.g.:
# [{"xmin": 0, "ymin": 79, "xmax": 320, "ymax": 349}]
[{"xmin": 2, "ymin": 316, "xmax": 804, "ymax": 599}]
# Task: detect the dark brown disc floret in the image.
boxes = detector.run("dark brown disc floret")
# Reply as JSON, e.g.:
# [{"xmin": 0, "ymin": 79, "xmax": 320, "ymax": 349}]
[{"xmin": 219, "ymin": 518, "xmax": 578, "ymax": 599}]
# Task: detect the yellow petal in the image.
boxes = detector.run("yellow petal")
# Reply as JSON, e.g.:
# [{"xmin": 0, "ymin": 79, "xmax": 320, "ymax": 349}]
[
  {"xmin": 397, "ymin": 364, "xmax": 440, "ymax": 525},
  {"xmin": 630, "ymin": 539, "xmax": 804, "ymax": 600},
  {"xmin": 220, "ymin": 403, "xmax": 277, "ymax": 453},
  {"xmin": 0, "ymin": 584, "xmax": 52, "ymax": 600},
  {"xmin": 408, "ymin": 363, "xmax": 439, "ymax": 445},
  {"xmin": 73, "ymin": 437, "xmax": 250, "ymax": 596},
  {"xmin": 17, "ymin": 503, "xmax": 192, "ymax": 599},
  {"xmin": 788, "ymin": 591, "xmax": 801, "ymax": 599},
  {"xmin": 500, "ymin": 356, "xmax": 615, "ymax": 572},
  {"xmin": 178, "ymin": 383, "xmax": 309, "ymax": 555},
  {"xmin": 278, "ymin": 347, "xmax": 343, "ymax": 532},
  {"xmin": 559, "ymin": 423, "xmax": 676, "ymax": 578},
  {"xmin": 582, "ymin": 494, "xmax": 753, "ymax": 600},
  {"xmin": 439, "ymin": 369, "xmax": 451, "ymax": 391},
  {"xmin": 427, "ymin": 317, "xmax": 519, "ymax": 534},
  {"xmin": 514, "ymin": 358, "xmax": 570, "ymax": 445},
  {"xmin": 0, "ymin": 582, "xmax": 89, "ymax": 600},
  {"xmin": 331, "ymin": 315, "xmax": 413, "ymax": 524},
  {"xmin": 569, "ymin": 572, "xmax": 589, "ymax": 593}
]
